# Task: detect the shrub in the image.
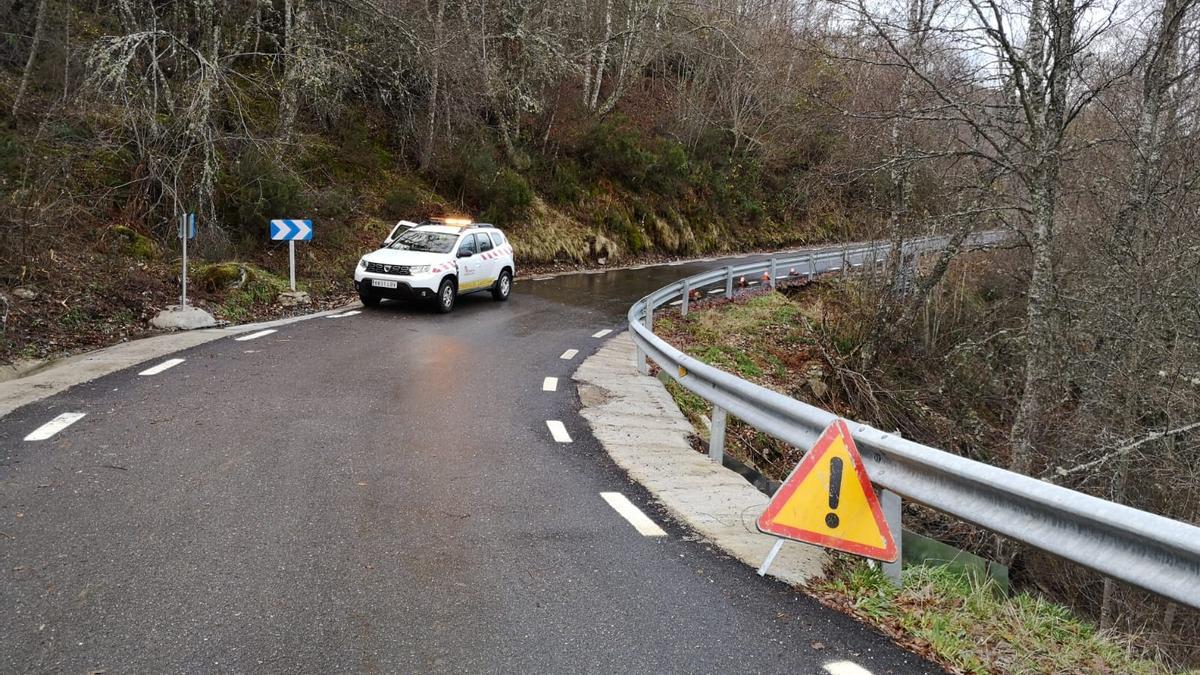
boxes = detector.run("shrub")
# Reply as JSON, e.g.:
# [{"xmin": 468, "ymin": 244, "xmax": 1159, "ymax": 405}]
[
  {"xmin": 382, "ymin": 183, "xmax": 424, "ymax": 219},
  {"xmin": 646, "ymin": 139, "xmax": 690, "ymax": 196},
  {"xmin": 542, "ymin": 160, "xmax": 583, "ymax": 204},
  {"xmin": 482, "ymin": 168, "xmax": 533, "ymax": 226},
  {"xmin": 602, "ymin": 207, "xmax": 648, "ymax": 254},
  {"xmin": 218, "ymin": 150, "xmax": 307, "ymax": 240},
  {"xmin": 578, "ymin": 118, "xmax": 655, "ymax": 187}
]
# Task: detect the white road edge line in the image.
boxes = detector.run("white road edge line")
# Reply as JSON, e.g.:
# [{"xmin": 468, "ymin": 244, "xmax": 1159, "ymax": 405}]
[
  {"xmin": 328, "ymin": 310, "xmax": 361, "ymax": 318},
  {"xmin": 600, "ymin": 492, "xmax": 667, "ymax": 537},
  {"xmin": 560, "ymin": 349, "xmax": 579, "ymax": 360},
  {"xmin": 591, "ymin": 329, "xmax": 613, "ymax": 338},
  {"xmin": 138, "ymin": 358, "xmax": 185, "ymax": 376},
  {"xmin": 235, "ymin": 329, "xmax": 277, "ymax": 341},
  {"xmin": 24, "ymin": 412, "xmax": 86, "ymax": 442},
  {"xmin": 542, "ymin": 377, "xmax": 558, "ymax": 392},
  {"xmin": 546, "ymin": 420, "xmax": 572, "ymax": 443}
]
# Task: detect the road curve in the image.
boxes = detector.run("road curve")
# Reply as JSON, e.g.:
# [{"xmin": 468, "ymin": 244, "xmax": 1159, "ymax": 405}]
[{"xmin": 1, "ymin": 257, "xmax": 941, "ymax": 673}]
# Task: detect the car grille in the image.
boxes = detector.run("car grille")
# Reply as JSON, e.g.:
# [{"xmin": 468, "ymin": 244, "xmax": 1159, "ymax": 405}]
[{"xmin": 366, "ymin": 262, "xmax": 410, "ymax": 275}]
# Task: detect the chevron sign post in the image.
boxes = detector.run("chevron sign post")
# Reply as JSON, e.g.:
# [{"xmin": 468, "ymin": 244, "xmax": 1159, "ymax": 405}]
[{"xmin": 270, "ymin": 219, "xmax": 313, "ymax": 291}]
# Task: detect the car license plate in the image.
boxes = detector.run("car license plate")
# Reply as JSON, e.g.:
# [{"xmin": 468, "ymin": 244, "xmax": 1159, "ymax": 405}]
[{"xmin": 372, "ymin": 279, "xmax": 398, "ymax": 289}]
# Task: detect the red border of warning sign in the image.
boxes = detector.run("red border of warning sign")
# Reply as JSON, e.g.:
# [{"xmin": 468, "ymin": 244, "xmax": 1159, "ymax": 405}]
[{"xmin": 756, "ymin": 419, "xmax": 898, "ymax": 562}]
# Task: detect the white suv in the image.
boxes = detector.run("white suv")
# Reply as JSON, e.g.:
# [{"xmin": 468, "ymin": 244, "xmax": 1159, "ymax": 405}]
[{"xmin": 355, "ymin": 221, "xmax": 515, "ymax": 313}]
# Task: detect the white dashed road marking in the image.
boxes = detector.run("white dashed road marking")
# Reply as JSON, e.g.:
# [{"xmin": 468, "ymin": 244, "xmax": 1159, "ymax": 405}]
[
  {"xmin": 24, "ymin": 413, "xmax": 86, "ymax": 442},
  {"xmin": 708, "ymin": 289, "xmax": 724, "ymax": 295},
  {"xmin": 546, "ymin": 420, "xmax": 572, "ymax": 443},
  {"xmin": 235, "ymin": 329, "xmax": 277, "ymax": 341},
  {"xmin": 600, "ymin": 492, "xmax": 667, "ymax": 537},
  {"xmin": 542, "ymin": 377, "xmax": 558, "ymax": 392},
  {"xmin": 669, "ymin": 300, "xmax": 682, "ymax": 306},
  {"xmin": 560, "ymin": 349, "xmax": 578, "ymax": 360},
  {"xmin": 328, "ymin": 310, "xmax": 361, "ymax": 318},
  {"xmin": 591, "ymin": 329, "xmax": 613, "ymax": 338},
  {"xmin": 138, "ymin": 358, "xmax": 185, "ymax": 376},
  {"xmin": 824, "ymin": 662, "xmax": 874, "ymax": 675}
]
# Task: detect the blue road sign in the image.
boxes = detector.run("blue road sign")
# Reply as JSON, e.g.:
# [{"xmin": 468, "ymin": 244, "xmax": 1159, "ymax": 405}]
[
  {"xmin": 270, "ymin": 219, "xmax": 313, "ymax": 241},
  {"xmin": 179, "ymin": 213, "xmax": 196, "ymax": 240}
]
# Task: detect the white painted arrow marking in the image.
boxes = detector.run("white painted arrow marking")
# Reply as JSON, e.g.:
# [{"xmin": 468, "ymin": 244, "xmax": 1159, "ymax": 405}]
[
  {"xmin": 25, "ymin": 413, "xmax": 86, "ymax": 441},
  {"xmin": 139, "ymin": 358, "xmax": 184, "ymax": 376}
]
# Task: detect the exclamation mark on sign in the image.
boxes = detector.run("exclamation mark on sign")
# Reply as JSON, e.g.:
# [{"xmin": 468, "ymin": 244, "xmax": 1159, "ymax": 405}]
[{"xmin": 825, "ymin": 457, "xmax": 843, "ymax": 529}]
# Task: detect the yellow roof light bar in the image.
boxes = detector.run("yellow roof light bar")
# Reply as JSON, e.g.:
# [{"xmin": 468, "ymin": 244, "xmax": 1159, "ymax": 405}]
[{"xmin": 440, "ymin": 217, "xmax": 473, "ymax": 226}]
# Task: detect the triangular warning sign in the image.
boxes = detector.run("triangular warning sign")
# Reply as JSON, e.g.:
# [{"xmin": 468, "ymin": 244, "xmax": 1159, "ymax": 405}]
[{"xmin": 757, "ymin": 419, "xmax": 897, "ymax": 562}]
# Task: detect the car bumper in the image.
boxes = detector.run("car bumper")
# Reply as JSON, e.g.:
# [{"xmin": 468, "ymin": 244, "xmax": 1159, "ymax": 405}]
[{"xmin": 355, "ymin": 272, "xmax": 440, "ymax": 300}]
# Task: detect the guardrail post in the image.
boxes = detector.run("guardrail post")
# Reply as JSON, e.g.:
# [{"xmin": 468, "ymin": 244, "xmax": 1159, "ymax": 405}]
[
  {"xmin": 881, "ymin": 488, "xmax": 902, "ymax": 586},
  {"xmin": 769, "ymin": 259, "xmax": 777, "ymax": 289},
  {"xmin": 841, "ymin": 250, "xmax": 849, "ymax": 279},
  {"xmin": 807, "ymin": 253, "xmax": 815, "ymax": 280},
  {"xmin": 725, "ymin": 266, "xmax": 734, "ymax": 296},
  {"xmin": 709, "ymin": 405, "xmax": 727, "ymax": 463},
  {"xmin": 636, "ymin": 304, "xmax": 651, "ymax": 375},
  {"xmin": 681, "ymin": 280, "xmax": 690, "ymax": 316}
]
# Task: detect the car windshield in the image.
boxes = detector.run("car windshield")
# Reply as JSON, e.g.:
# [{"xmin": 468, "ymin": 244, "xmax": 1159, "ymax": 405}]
[{"xmin": 389, "ymin": 230, "xmax": 457, "ymax": 253}]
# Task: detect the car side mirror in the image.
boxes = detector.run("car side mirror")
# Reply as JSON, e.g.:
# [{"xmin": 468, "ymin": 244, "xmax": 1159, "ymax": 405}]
[
  {"xmin": 457, "ymin": 250, "xmax": 474, "ymax": 258},
  {"xmin": 383, "ymin": 238, "xmax": 393, "ymax": 247}
]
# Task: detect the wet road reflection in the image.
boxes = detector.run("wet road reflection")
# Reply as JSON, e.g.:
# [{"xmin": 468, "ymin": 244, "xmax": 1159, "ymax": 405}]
[{"xmin": 516, "ymin": 252, "xmax": 780, "ymax": 319}]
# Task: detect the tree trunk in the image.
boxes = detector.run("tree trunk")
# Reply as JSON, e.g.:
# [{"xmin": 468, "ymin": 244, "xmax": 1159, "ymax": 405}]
[
  {"xmin": 12, "ymin": 0, "xmax": 50, "ymax": 117},
  {"xmin": 277, "ymin": 0, "xmax": 306, "ymax": 157},
  {"xmin": 420, "ymin": 0, "xmax": 446, "ymax": 171},
  {"xmin": 1008, "ymin": 0, "xmax": 1076, "ymax": 477},
  {"xmin": 858, "ymin": 0, "xmax": 929, "ymax": 368},
  {"xmin": 588, "ymin": 0, "xmax": 613, "ymax": 111}
]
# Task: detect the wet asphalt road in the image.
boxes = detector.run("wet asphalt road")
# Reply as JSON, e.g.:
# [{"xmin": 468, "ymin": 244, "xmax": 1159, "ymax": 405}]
[{"xmin": 0, "ymin": 257, "xmax": 941, "ymax": 674}]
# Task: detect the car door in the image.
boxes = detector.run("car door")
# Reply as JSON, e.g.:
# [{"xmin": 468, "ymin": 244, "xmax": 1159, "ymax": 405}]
[
  {"xmin": 475, "ymin": 230, "xmax": 498, "ymax": 282},
  {"xmin": 455, "ymin": 233, "xmax": 487, "ymax": 292},
  {"xmin": 383, "ymin": 220, "xmax": 417, "ymax": 247}
]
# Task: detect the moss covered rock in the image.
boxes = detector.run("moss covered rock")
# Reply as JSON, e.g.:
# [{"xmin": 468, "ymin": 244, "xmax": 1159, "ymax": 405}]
[
  {"xmin": 196, "ymin": 262, "xmax": 256, "ymax": 292},
  {"xmin": 111, "ymin": 225, "xmax": 158, "ymax": 261}
]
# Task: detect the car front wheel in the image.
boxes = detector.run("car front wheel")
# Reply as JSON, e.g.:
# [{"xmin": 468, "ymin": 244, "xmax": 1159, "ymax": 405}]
[
  {"xmin": 492, "ymin": 270, "xmax": 512, "ymax": 301},
  {"xmin": 436, "ymin": 278, "xmax": 456, "ymax": 314},
  {"xmin": 359, "ymin": 289, "xmax": 381, "ymax": 307}
]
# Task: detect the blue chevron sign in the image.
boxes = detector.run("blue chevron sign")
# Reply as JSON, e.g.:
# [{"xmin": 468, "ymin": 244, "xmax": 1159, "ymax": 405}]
[{"xmin": 270, "ymin": 219, "xmax": 313, "ymax": 241}]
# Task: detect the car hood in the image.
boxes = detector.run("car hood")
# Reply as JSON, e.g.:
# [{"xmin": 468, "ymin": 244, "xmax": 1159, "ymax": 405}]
[{"xmin": 362, "ymin": 249, "xmax": 449, "ymax": 266}]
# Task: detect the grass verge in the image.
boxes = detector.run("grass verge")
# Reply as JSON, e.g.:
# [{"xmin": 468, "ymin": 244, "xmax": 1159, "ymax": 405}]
[{"xmin": 816, "ymin": 563, "xmax": 1175, "ymax": 674}]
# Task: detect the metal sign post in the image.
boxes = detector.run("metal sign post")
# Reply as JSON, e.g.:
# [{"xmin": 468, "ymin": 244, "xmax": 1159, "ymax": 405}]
[
  {"xmin": 179, "ymin": 212, "xmax": 196, "ymax": 306},
  {"xmin": 270, "ymin": 219, "xmax": 313, "ymax": 292}
]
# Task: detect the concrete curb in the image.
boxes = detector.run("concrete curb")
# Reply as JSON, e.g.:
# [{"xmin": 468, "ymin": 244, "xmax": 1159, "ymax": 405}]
[
  {"xmin": 0, "ymin": 303, "xmax": 358, "ymax": 419},
  {"xmin": 574, "ymin": 331, "xmax": 826, "ymax": 586}
]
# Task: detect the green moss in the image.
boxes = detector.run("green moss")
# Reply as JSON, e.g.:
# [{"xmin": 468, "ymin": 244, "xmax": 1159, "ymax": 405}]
[
  {"xmin": 196, "ymin": 262, "xmax": 256, "ymax": 291},
  {"xmin": 209, "ymin": 264, "xmax": 289, "ymax": 321},
  {"xmin": 111, "ymin": 225, "xmax": 158, "ymax": 261}
]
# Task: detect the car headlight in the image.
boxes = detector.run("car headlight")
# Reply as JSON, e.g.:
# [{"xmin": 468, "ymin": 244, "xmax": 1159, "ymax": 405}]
[
  {"xmin": 409, "ymin": 265, "xmax": 431, "ymax": 274},
  {"xmin": 358, "ymin": 258, "xmax": 367, "ymax": 269}
]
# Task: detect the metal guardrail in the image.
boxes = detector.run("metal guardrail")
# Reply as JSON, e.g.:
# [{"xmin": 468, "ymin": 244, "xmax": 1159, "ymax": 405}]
[{"xmin": 628, "ymin": 231, "xmax": 1200, "ymax": 608}]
